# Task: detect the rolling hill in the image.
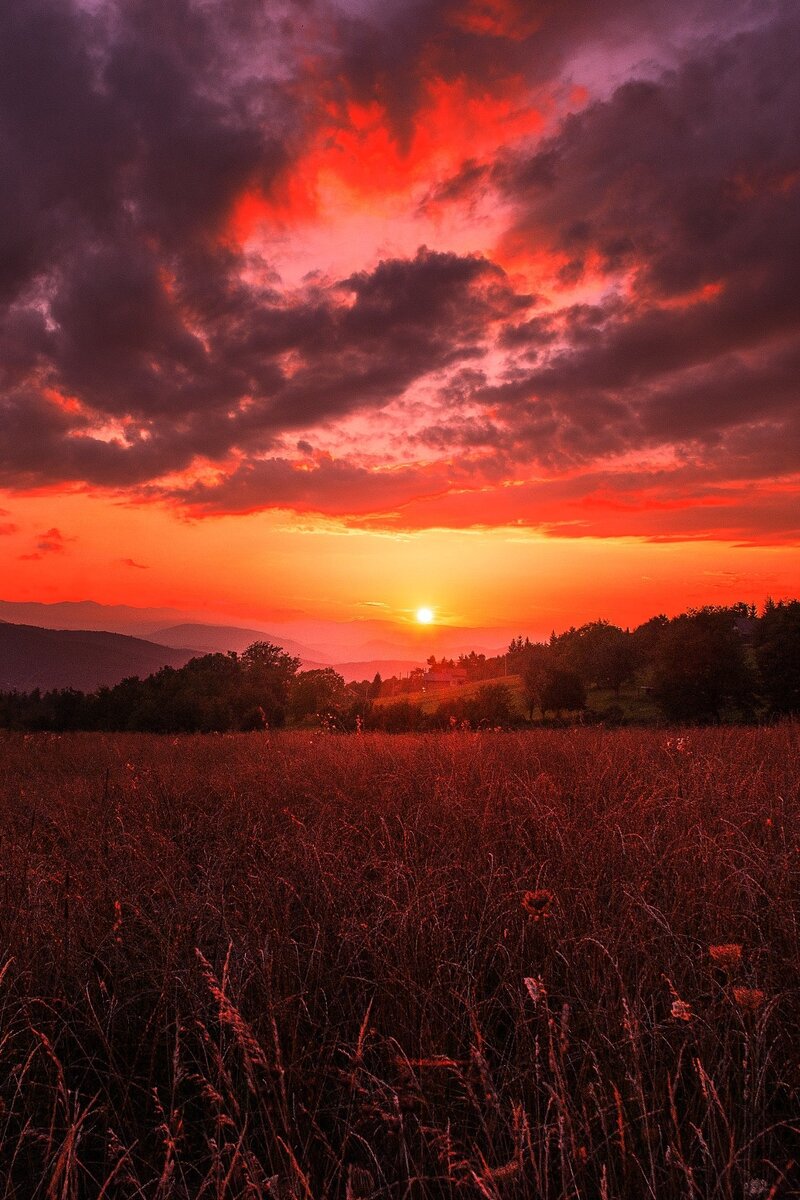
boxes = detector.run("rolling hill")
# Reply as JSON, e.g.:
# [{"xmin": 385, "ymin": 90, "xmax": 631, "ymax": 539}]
[{"xmin": 0, "ymin": 622, "xmax": 195, "ymax": 692}]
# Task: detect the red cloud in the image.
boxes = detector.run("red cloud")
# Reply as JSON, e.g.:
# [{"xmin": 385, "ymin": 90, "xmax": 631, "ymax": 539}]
[{"xmin": 18, "ymin": 527, "xmax": 75, "ymax": 560}]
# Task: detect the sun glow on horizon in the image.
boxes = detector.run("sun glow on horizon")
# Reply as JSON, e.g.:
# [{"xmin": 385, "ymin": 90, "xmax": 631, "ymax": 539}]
[{"xmin": 416, "ymin": 606, "xmax": 435, "ymax": 625}]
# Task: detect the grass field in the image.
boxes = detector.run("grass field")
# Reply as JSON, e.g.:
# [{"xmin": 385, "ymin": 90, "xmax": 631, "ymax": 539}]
[
  {"xmin": 0, "ymin": 727, "xmax": 798, "ymax": 1197},
  {"xmin": 373, "ymin": 674, "xmax": 530, "ymax": 715},
  {"xmin": 375, "ymin": 674, "xmax": 663, "ymax": 723}
]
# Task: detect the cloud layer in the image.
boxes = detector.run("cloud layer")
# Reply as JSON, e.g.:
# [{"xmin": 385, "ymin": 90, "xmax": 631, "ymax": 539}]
[{"xmin": 0, "ymin": 0, "xmax": 798, "ymax": 542}]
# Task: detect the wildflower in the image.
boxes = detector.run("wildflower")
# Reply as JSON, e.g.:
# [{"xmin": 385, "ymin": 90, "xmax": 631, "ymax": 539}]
[
  {"xmin": 709, "ymin": 943, "xmax": 742, "ymax": 970},
  {"xmin": 523, "ymin": 976, "xmax": 547, "ymax": 1006},
  {"xmin": 522, "ymin": 889, "xmax": 554, "ymax": 920},
  {"xmin": 670, "ymin": 998, "xmax": 693, "ymax": 1022},
  {"xmin": 732, "ymin": 986, "xmax": 765, "ymax": 1013}
]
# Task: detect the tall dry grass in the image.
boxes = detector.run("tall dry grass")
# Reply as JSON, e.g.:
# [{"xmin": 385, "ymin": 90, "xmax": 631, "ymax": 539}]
[{"xmin": 0, "ymin": 727, "xmax": 797, "ymax": 1197}]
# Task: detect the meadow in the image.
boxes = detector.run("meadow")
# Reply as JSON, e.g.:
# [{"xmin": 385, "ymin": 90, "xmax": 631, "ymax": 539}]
[
  {"xmin": 0, "ymin": 727, "xmax": 797, "ymax": 1198},
  {"xmin": 372, "ymin": 674, "xmax": 664, "ymax": 725}
]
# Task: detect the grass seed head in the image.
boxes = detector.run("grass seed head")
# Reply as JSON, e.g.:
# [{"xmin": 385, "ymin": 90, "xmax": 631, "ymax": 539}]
[
  {"xmin": 524, "ymin": 976, "xmax": 548, "ymax": 1006},
  {"xmin": 670, "ymin": 998, "xmax": 693, "ymax": 1022},
  {"xmin": 732, "ymin": 986, "xmax": 766, "ymax": 1013},
  {"xmin": 709, "ymin": 943, "xmax": 742, "ymax": 970}
]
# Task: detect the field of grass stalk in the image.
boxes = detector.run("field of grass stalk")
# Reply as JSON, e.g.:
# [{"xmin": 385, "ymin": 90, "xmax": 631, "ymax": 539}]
[{"xmin": 0, "ymin": 726, "xmax": 798, "ymax": 1198}]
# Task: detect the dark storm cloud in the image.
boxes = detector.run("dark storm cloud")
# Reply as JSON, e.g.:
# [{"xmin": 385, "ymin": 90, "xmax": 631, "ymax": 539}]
[
  {"xmin": 499, "ymin": 12, "xmax": 800, "ymax": 305},
  {"xmin": 0, "ymin": 0, "xmax": 529, "ymax": 493},
  {"xmin": 169, "ymin": 454, "xmax": 453, "ymax": 518},
  {"xmin": 417, "ymin": 8, "xmax": 800, "ymax": 485},
  {"xmin": 0, "ymin": 0, "xmax": 798, "ymax": 539},
  {"xmin": 0, "ymin": 245, "xmax": 525, "ymax": 488},
  {"xmin": 0, "ymin": 0, "xmax": 303, "ymax": 473},
  {"xmin": 331, "ymin": 0, "xmax": 762, "ymax": 149},
  {"xmin": 0, "ymin": 0, "xmax": 296, "ymax": 281}
]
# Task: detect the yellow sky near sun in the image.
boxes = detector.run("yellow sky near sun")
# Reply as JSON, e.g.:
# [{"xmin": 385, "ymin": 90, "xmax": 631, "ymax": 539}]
[{"xmin": 1, "ymin": 488, "xmax": 798, "ymax": 634}]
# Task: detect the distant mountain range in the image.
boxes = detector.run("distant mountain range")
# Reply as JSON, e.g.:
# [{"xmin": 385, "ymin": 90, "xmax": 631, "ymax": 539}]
[
  {"xmin": 0, "ymin": 599, "xmax": 201, "ymax": 638},
  {"xmin": 0, "ymin": 619, "xmax": 427, "ymax": 691},
  {"xmin": 145, "ymin": 623, "xmax": 326, "ymax": 664},
  {"xmin": 0, "ymin": 622, "xmax": 194, "ymax": 692},
  {"xmin": 317, "ymin": 660, "xmax": 423, "ymax": 684},
  {"xmin": 0, "ymin": 600, "xmax": 516, "ymax": 658},
  {"xmin": 0, "ymin": 598, "xmax": 517, "ymax": 691}
]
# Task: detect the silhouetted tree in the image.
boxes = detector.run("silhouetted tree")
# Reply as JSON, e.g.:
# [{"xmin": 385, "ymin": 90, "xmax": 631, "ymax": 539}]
[
  {"xmin": 631, "ymin": 614, "xmax": 670, "ymax": 671},
  {"xmin": 239, "ymin": 641, "xmax": 301, "ymax": 726},
  {"xmin": 370, "ymin": 700, "xmax": 427, "ymax": 732},
  {"xmin": 458, "ymin": 651, "xmax": 489, "ymax": 680},
  {"xmin": 756, "ymin": 598, "xmax": 800, "ymax": 714},
  {"xmin": 368, "ymin": 672, "xmax": 382, "ymax": 699},
  {"xmin": 290, "ymin": 668, "xmax": 346, "ymax": 722},
  {"xmin": 550, "ymin": 621, "xmax": 634, "ymax": 693},
  {"xmin": 468, "ymin": 683, "xmax": 516, "ymax": 726},
  {"xmin": 520, "ymin": 643, "xmax": 552, "ymax": 718},
  {"xmin": 540, "ymin": 670, "xmax": 587, "ymax": 717},
  {"xmin": 651, "ymin": 609, "xmax": 756, "ymax": 722},
  {"xmin": 582, "ymin": 622, "xmax": 635, "ymax": 693}
]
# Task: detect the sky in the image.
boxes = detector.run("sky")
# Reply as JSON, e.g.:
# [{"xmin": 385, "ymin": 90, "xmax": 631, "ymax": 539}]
[{"xmin": 1, "ymin": 0, "xmax": 798, "ymax": 638}]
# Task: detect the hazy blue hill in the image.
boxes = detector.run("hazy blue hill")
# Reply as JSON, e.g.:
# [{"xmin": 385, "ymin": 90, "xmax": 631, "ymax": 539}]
[{"xmin": 0, "ymin": 623, "xmax": 194, "ymax": 692}]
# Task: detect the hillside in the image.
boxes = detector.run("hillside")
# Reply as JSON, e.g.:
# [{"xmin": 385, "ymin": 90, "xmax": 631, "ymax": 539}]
[
  {"xmin": 375, "ymin": 672, "xmax": 527, "ymax": 714},
  {"xmin": 0, "ymin": 622, "xmax": 194, "ymax": 692},
  {"xmin": 375, "ymin": 672, "xmax": 664, "ymax": 722}
]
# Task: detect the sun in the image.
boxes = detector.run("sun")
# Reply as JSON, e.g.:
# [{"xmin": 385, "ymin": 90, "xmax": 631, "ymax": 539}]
[{"xmin": 416, "ymin": 606, "xmax": 435, "ymax": 625}]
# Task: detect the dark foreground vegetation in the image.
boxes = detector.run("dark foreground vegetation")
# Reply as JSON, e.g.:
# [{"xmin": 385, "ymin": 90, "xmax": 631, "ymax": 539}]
[
  {"xmin": 2, "ymin": 599, "xmax": 800, "ymax": 733},
  {"xmin": 0, "ymin": 727, "xmax": 798, "ymax": 1197}
]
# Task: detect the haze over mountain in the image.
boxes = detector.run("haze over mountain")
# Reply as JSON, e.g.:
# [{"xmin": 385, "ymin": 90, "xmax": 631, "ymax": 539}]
[
  {"xmin": 146, "ymin": 624, "xmax": 327, "ymax": 665},
  {"xmin": 319, "ymin": 660, "xmax": 423, "ymax": 685},
  {"xmin": 0, "ymin": 600, "xmax": 211, "ymax": 639},
  {"xmin": 0, "ymin": 600, "xmax": 516, "ymax": 669},
  {"xmin": 251, "ymin": 618, "xmax": 512, "ymax": 663}
]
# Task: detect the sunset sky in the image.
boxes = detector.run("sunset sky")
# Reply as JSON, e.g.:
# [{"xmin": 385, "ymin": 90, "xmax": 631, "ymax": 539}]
[{"xmin": 1, "ymin": 0, "xmax": 798, "ymax": 637}]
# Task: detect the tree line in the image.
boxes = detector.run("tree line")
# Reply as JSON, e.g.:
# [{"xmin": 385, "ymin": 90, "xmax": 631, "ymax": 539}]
[{"xmin": 1, "ymin": 600, "xmax": 799, "ymax": 732}]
